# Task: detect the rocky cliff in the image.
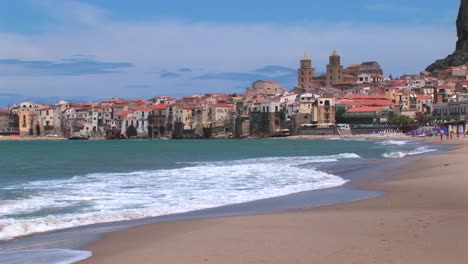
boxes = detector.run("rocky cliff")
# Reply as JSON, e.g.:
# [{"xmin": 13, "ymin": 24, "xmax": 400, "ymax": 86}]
[{"xmin": 426, "ymin": 0, "xmax": 468, "ymax": 72}]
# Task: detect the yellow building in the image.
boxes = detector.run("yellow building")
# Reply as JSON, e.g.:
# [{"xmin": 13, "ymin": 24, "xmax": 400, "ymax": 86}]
[
  {"xmin": 18, "ymin": 102, "xmax": 40, "ymax": 136},
  {"xmin": 173, "ymin": 106, "xmax": 194, "ymax": 130}
]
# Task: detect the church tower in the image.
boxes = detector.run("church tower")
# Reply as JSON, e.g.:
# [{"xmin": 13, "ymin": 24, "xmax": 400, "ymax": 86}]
[
  {"xmin": 297, "ymin": 52, "xmax": 316, "ymax": 89},
  {"xmin": 326, "ymin": 50, "xmax": 343, "ymax": 86}
]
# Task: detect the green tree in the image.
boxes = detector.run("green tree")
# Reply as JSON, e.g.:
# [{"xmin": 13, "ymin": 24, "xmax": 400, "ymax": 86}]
[
  {"xmin": 335, "ymin": 105, "xmax": 346, "ymax": 123},
  {"xmin": 391, "ymin": 115, "xmax": 412, "ymax": 126}
]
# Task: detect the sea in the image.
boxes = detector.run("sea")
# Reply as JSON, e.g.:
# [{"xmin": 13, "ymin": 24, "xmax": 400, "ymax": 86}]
[{"xmin": 0, "ymin": 138, "xmax": 441, "ymax": 263}]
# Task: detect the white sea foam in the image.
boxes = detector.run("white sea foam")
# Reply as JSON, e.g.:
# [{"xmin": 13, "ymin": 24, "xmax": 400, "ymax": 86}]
[
  {"xmin": 0, "ymin": 249, "xmax": 91, "ymax": 264},
  {"xmin": 326, "ymin": 137, "xmax": 368, "ymax": 142},
  {"xmin": 382, "ymin": 147, "xmax": 436, "ymax": 158},
  {"xmin": 0, "ymin": 154, "xmax": 360, "ymax": 240},
  {"xmin": 377, "ymin": 140, "xmax": 410, "ymax": 146}
]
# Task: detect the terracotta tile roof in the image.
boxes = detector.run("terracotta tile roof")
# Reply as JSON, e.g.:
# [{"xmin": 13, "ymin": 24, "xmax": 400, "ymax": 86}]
[
  {"xmin": 116, "ymin": 111, "xmax": 128, "ymax": 117},
  {"xmin": 347, "ymin": 107, "xmax": 384, "ymax": 113},
  {"xmin": 354, "ymin": 99, "xmax": 395, "ymax": 106},
  {"xmin": 438, "ymin": 85, "xmax": 453, "ymax": 89},
  {"xmin": 150, "ymin": 104, "xmax": 169, "ymax": 110},
  {"xmin": 132, "ymin": 106, "xmax": 155, "ymax": 111}
]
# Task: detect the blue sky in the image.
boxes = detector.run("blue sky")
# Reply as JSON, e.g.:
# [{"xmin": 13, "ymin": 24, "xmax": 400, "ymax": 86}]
[{"xmin": 0, "ymin": 0, "xmax": 460, "ymax": 106}]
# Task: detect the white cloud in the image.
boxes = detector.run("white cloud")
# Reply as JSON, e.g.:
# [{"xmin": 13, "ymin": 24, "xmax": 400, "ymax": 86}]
[{"xmin": 0, "ymin": 0, "xmax": 457, "ymax": 100}]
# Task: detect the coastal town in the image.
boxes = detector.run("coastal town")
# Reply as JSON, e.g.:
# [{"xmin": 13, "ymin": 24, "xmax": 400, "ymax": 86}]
[{"xmin": 1, "ymin": 50, "xmax": 467, "ymax": 140}]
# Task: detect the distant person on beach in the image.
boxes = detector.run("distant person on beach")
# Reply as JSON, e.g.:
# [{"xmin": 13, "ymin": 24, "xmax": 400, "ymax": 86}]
[
  {"xmin": 440, "ymin": 130, "xmax": 444, "ymax": 141},
  {"xmin": 450, "ymin": 131, "xmax": 453, "ymax": 140}
]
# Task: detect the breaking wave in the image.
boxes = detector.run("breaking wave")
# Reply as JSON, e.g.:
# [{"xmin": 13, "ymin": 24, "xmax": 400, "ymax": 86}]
[{"xmin": 0, "ymin": 154, "xmax": 360, "ymax": 240}]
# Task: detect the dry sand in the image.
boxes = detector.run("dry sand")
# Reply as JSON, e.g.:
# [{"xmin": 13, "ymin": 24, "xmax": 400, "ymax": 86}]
[
  {"xmin": 80, "ymin": 138, "xmax": 468, "ymax": 264},
  {"xmin": 0, "ymin": 136, "xmax": 66, "ymax": 141}
]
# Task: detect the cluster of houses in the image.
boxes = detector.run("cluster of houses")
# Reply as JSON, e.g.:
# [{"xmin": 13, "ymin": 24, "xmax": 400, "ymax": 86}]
[{"xmin": 1, "ymin": 51, "xmax": 468, "ymax": 139}]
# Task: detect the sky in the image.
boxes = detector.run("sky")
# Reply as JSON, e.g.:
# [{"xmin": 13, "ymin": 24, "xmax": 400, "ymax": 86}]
[{"xmin": 0, "ymin": 0, "xmax": 461, "ymax": 106}]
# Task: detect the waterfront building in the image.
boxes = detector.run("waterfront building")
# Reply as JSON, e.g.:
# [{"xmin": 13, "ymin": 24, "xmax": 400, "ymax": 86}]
[
  {"xmin": 317, "ymin": 95, "xmax": 336, "ymax": 125},
  {"xmin": 295, "ymin": 93, "xmax": 336, "ymax": 127},
  {"xmin": 248, "ymin": 98, "xmax": 286, "ymax": 137},
  {"xmin": 173, "ymin": 105, "xmax": 195, "ymax": 131},
  {"xmin": 208, "ymin": 103, "xmax": 235, "ymax": 129},
  {"xmin": 17, "ymin": 101, "xmax": 42, "ymax": 136},
  {"xmin": 148, "ymin": 104, "xmax": 170, "ymax": 138},
  {"xmin": 433, "ymin": 93, "xmax": 468, "ymax": 118},
  {"xmin": 0, "ymin": 109, "xmax": 15, "ymax": 132},
  {"xmin": 38, "ymin": 105, "xmax": 59, "ymax": 135}
]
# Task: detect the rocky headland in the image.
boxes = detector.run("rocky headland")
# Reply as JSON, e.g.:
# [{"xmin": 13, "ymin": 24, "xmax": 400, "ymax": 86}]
[{"xmin": 427, "ymin": 0, "xmax": 468, "ymax": 72}]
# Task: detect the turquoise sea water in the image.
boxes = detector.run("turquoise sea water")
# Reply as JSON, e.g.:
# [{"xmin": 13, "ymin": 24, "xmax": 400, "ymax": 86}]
[{"xmin": 0, "ymin": 138, "xmax": 436, "ymax": 242}]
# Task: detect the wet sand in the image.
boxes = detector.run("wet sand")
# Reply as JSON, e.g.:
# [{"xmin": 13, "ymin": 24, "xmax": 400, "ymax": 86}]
[{"xmin": 79, "ymin": 138, "xmax": 468, "ymax": 264}]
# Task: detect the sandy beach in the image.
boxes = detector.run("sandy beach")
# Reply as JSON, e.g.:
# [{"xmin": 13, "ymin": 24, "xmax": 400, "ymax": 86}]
[
  {"xmin": 0, "ymin": 136, "xmax": 66, "ymax": 141},
  {"xmin": 76, "ymin": 137, "xmax": 468, "ymax": 264}
]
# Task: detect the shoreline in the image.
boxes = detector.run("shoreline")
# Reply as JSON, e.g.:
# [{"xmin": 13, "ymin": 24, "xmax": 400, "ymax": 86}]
[
  {"xmin": 0, "ymin": 153, "xmax": 398, "ymax": 250},
  {"xmin": 77, "ymin": 138, "xmax": 468, "ymax": 264},
  {"xmin": 0, "ymin": 133, "xmax": 415, "ymax": 142},
  {"xmin": 0, "ymin": 137, "xmax": 456, "ymax": 263},
  {"xmin": 0, "ymin": 136, "xmax": 67, "ymax": 141}
]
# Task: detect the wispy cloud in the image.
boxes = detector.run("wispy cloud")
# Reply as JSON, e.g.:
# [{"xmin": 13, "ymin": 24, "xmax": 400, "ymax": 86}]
[
  {"xmin": 254, "ymin": 65, "xmax": 296, "ymax": 74},
  {"xmin": 0, "ymin": 58, "xmax": 132, "ymax": 76},
  {"xmin": 0, "ymin": 0, "xmax": 455, "ymax": 100},
  {"xmin": 0, "ymin": 92, "xmax": 96, "ymax": 108},
  {"xmin": 194, "ymin": 72, "xmax": 267, "ymax": 81},
  {"xmin": 160, "ymin": 72, "xmax": 181, "ymax": 78},
  {"xmin": 178, "ymin": 68, "xmax": 192, "ymax": 72},
  {"xmin": 194, "ymin": 65, "xmax": 298, "ymax": 87}
]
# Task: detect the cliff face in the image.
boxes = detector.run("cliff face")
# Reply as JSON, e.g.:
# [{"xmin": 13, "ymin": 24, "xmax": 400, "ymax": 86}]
[{"xmin": 426, "ymin": 0, "xmax": 468, "ymax": 72}]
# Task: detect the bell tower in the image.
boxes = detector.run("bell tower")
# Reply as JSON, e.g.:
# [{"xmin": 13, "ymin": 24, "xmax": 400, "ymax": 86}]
[
  {"xmin": 297, "ymin": 52, "xmax": 316, "ymax": 89},
  {"xmin": 326, "ymin": 50, "xmax": 343, "ymax": 86}
]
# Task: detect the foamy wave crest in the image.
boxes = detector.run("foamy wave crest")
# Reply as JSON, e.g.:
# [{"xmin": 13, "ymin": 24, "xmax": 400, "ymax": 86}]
[
  {"xmin": 180, "ymin": 153, "xmax": 361, "ymax": 166},
  {"xmin": 382, "ymin": 147, "xmax": 436, "ymax": 158},
  {"xmin": 0, "ymin": 154, "xmax": 359, "ymax": 240},
  {"xmin": 377, "ymin": 140, "xmax": 410, "ymax": 146},
  {"xmin": 326, "ymin": 138, "xmax": 368, "ymax": 142},
  {"xmin": 0, "ymin": 249, "xmax": 91, "ymax": 264}
]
